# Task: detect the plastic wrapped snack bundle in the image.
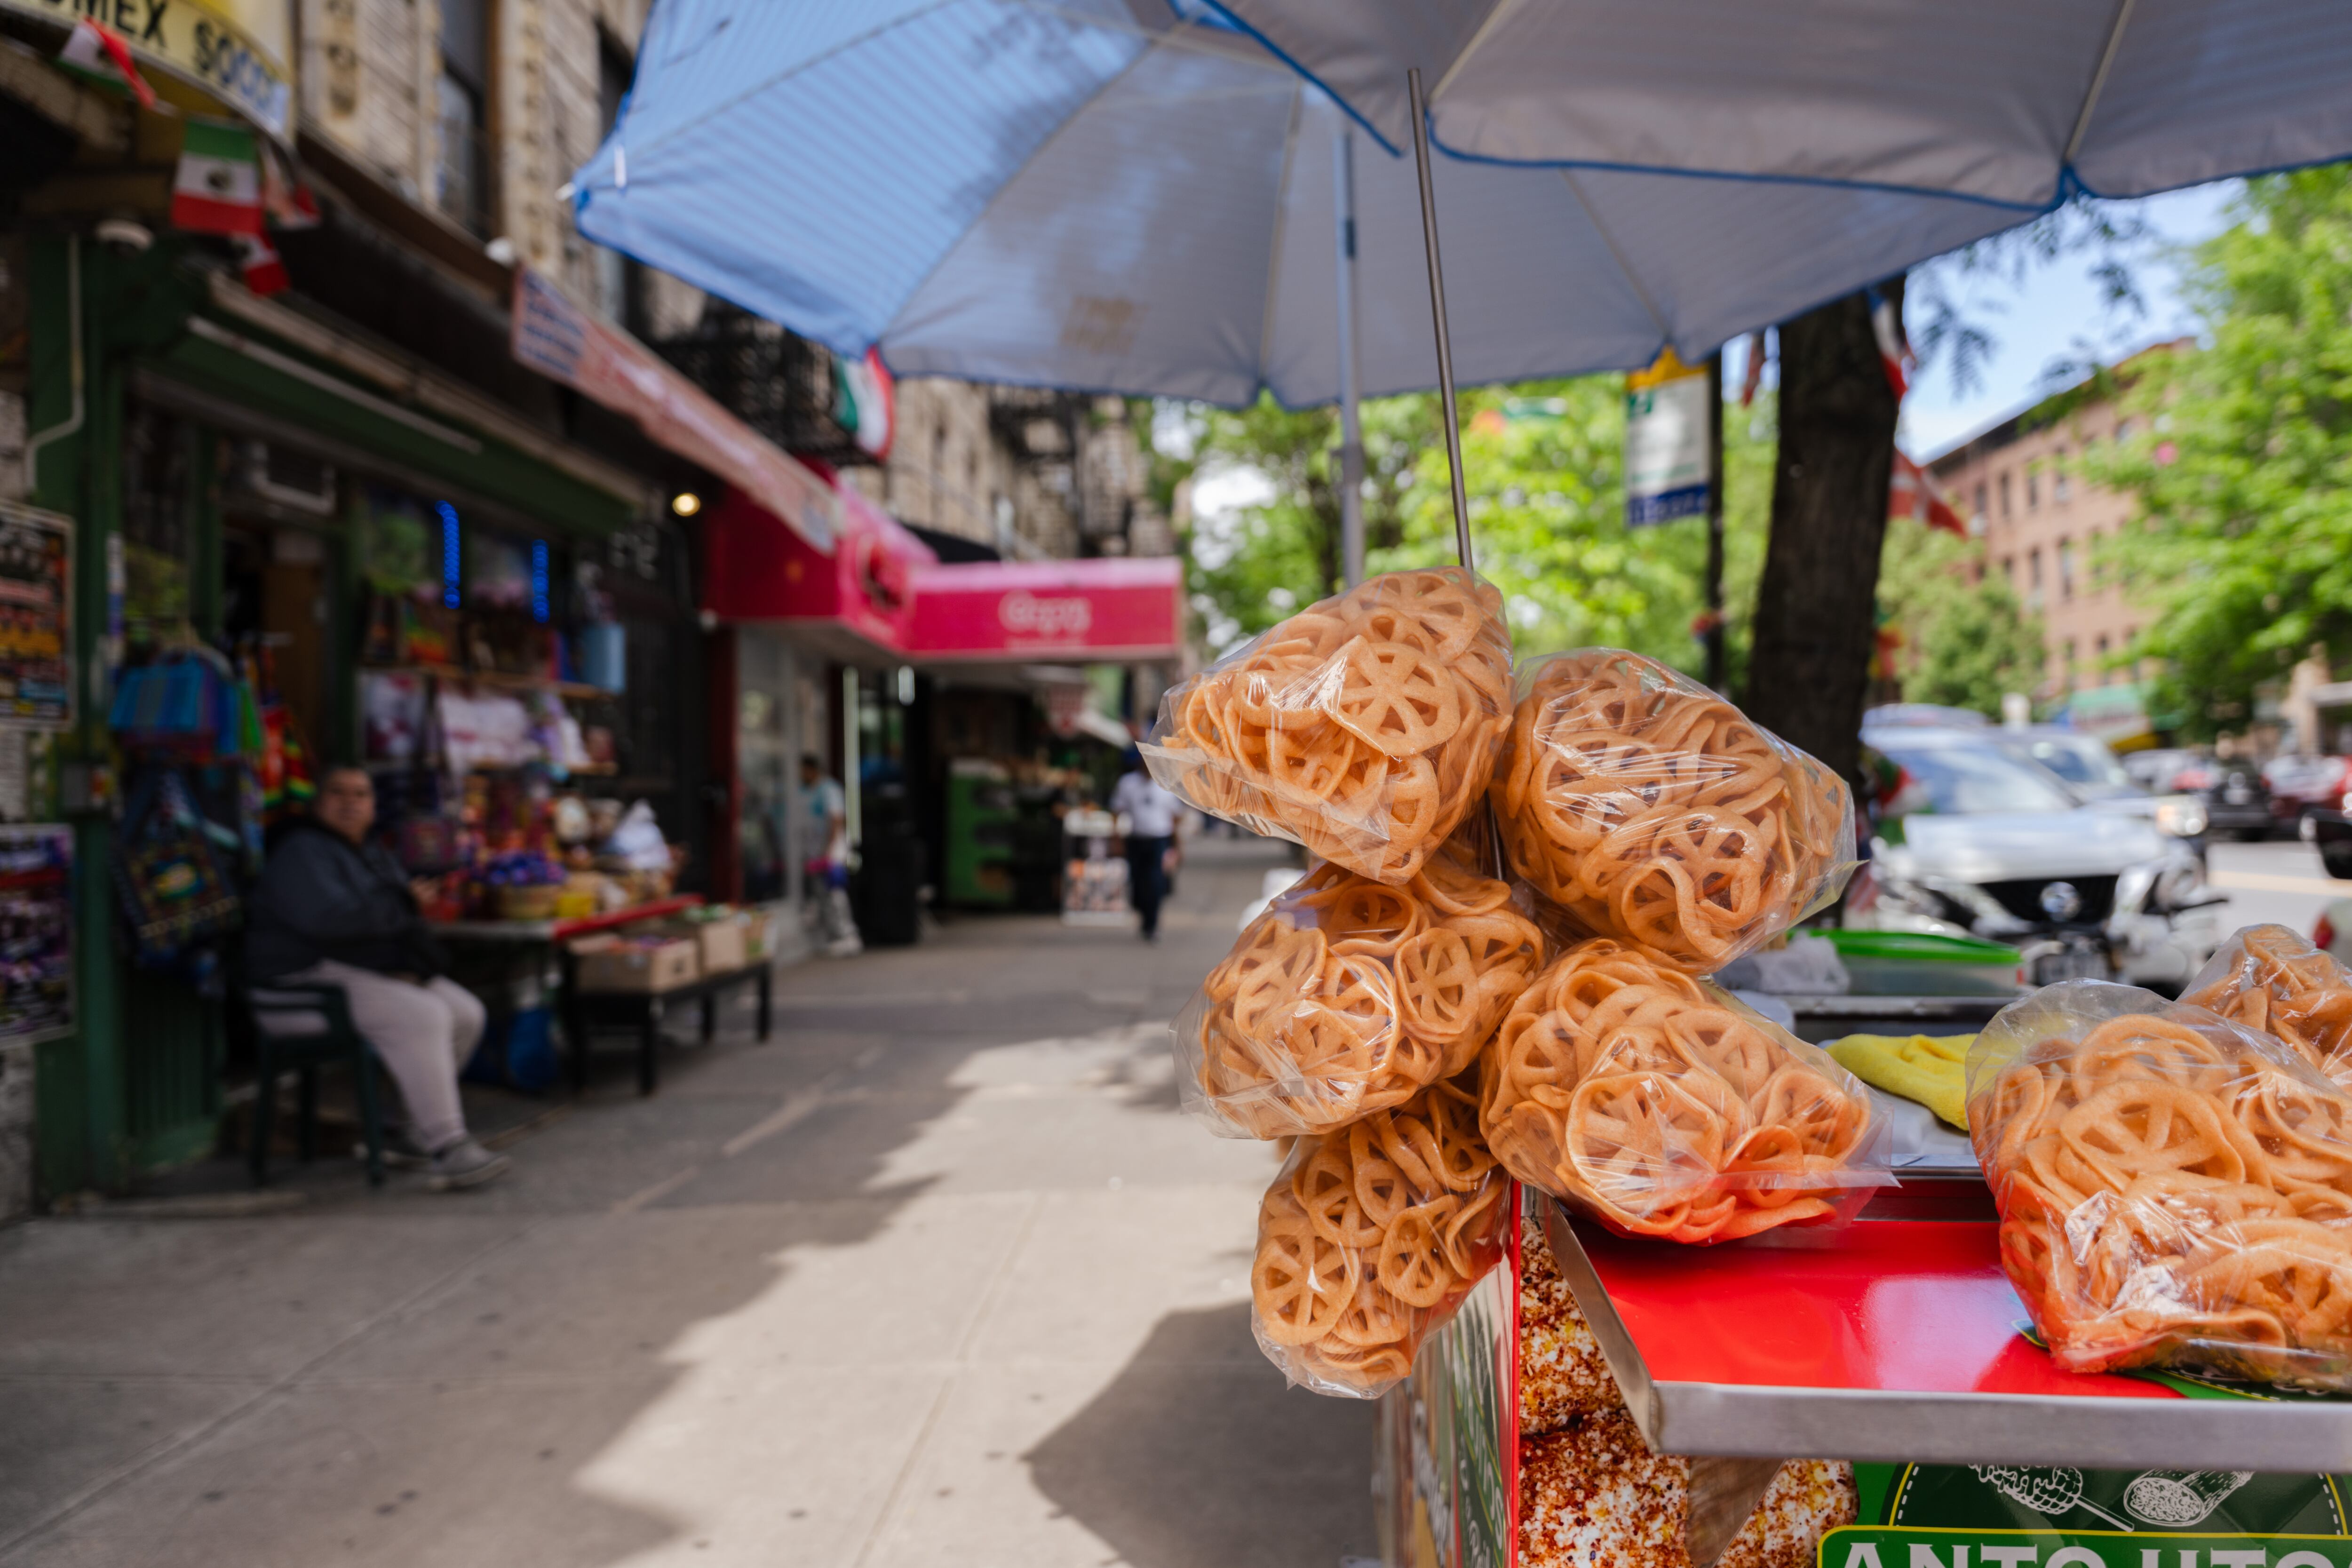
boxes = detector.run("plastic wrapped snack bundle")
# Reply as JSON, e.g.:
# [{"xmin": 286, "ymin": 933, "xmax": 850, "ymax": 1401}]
[
  {"xmin": 2182, "ymin": 923, "xmax": 2352, "ymax": 1091},
  {"xmin": 1482, "ymin": 938, "xmax": 1887, "ymax": 1242},
  {"xmin": 1968, "ymin": 980, "xmax": 2352, "ymax": 1389},
  {"xmin": 1143, "ymin": 568, "xmax": 1514, "ymax": 884},
  {"xmin": 1491, "ymin": 649, "xmax": 1856, "ymax": 972},
  {"xmin": 1249, "ymin": 1081, "xmax": 1510, "ymax": 1397},
  {"xmin": 1174, "ymin": 851, "xmax": 1546, "ymax": 1138}
]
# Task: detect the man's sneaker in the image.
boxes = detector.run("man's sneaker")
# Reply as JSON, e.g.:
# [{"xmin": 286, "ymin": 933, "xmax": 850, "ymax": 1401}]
[
  {"xmin": 354, "ymin": 1130, "xmax": 433, "ymax": 1170},
  {"xmin": 424, "ymin": 1137, "xmax": 511, "ymax": 1191}
]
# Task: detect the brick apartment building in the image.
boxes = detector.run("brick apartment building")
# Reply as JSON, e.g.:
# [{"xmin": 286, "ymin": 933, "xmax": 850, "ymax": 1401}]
[{"xmin": 1927, "ymin": 340, "xmax": 2191, "ymax": 704}]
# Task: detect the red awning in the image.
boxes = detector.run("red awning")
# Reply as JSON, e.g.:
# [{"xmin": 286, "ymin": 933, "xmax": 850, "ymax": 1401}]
[{"xmin": 701, "ymin": 481, "xmax": 1183, "ymax": 664}]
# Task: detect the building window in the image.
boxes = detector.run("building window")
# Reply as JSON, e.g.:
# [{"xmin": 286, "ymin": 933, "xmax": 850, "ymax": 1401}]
[
  {"xmin": 2000, "ymin": 472, "xmax": 2012, "ymax": 518},
  {"xmin": 2058, "ymin": 538, "xmax": 2074, "ymax": 600},
  {"xmin": 1973, "ymin": 481, "xmax": 1988, "ymax": 528},
  {"xmin": 2026, "ymin": 469, "xmax": 2040, "ymax": 509},
  {"xmin": 2028, "ymin": 548, "xmax": 2043, "ymax": 612},
  {"xmin": 2054, "ymin": 447, "xmax": 2072, "ymax": 502},
  {"xmin": 435, "ymin": 0, "xmax": 491, "ymax": 237},
  {"xmin": 593, "ymin": 31, "xmax": 649, "ymax": 334},
  {"xmin": 2002, "ymin": 556, "xmax": 2015, "ymax": 583},
  {"xmin": 2063, "ymin": 638, "xmax": 2077, "ymax": 685}
]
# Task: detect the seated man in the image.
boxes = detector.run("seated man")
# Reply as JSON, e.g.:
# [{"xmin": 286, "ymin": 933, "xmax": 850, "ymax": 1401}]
[{"xmin": 245, "ymin": 765, "xmax": 509, "ymax": 1190}]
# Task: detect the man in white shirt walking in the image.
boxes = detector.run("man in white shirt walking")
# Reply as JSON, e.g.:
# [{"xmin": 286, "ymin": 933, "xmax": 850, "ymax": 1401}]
[{"xmin": 1109, "ymin": 747, "xmax": 1184, "ymax": 941}]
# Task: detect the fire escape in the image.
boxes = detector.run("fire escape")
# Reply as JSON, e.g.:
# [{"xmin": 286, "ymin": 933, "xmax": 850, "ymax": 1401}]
[{"xmin": 650, "ymin": 302, "xmax": 877, "ymax": 467}]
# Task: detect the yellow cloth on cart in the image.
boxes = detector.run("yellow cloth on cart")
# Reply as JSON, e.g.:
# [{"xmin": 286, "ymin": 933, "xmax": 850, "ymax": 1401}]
[{"xmin": 1826, "ymin": 1032, "xmax": 1971, "ymax": 1130}]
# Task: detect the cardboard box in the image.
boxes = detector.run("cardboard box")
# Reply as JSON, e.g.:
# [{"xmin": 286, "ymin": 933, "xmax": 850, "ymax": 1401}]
[
  {"xmin": 694, "ymin": 919, "xmax": 746, "ymax": 974},
  {"xmin": 570, "ymin": 934, "xmax": 699, "ymax": 994}
]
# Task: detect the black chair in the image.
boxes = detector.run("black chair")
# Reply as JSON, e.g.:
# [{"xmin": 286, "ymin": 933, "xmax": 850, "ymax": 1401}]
[{"xmin": 244, "ymin": 983, "xmax": 387, "ymax": 1187}]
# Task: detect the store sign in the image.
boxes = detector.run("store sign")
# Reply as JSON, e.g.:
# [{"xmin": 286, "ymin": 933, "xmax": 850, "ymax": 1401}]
[
  {"xmin": 510, "ymin": 266, "xmax": 837, "ymax": 552},
  {"xmin": 905, "ymin": 558, "xmax": 1181, "ymax": 660},
  {"xmin": 0, "ymin": 502, "xmax": 73, "ymax": 728},
  {"xmin": 1623, "ymin": 348, "xmax": 1711, "ymax": 527},
  {"xmin": 0, "ymin": 0, "xmax": 294, "ymax": 138}
]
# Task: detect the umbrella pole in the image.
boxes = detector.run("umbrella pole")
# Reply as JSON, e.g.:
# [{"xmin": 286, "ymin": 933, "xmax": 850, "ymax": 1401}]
[
  {"xmin": 1334, "ymin": 126, "xmax": 1367, "ymax": 588},
  {"xmin": 1406, "ymin": 67, "xmax": 1474, "ymax": 573}
]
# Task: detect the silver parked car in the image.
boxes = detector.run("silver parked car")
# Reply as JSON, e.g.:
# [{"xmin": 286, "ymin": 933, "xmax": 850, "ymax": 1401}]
[{"xmin": 1853, "ymin": 725, "xmax": 2227, "ymax": 990}]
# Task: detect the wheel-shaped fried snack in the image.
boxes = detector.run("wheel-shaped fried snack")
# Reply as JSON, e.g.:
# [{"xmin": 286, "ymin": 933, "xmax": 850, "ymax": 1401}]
[
  {"xmin": 1492, "ymin": 649, "xmax": 1855, "ymax": 971},
  {"xmin": 1144, "ymin": 568, "xmax": 1513, "ymax": 883},
  {"xmin": 1483, "ymin": 938, "xmax": 1880, "ymax": 1243}
]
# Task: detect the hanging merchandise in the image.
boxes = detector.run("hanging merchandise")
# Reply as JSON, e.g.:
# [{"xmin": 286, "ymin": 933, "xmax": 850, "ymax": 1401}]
[
  {"xmin": 1483, "ymin": 938, "xmax": 1889, "ymax": 1243},
  {"xmin": 108, "ymin": 650, "xmax": 244, "ymax": 761},
  {"xmin": 1144, "ymin": 568, "xmax": 1513, "ymax": 884},
  {"xmin": 1622, "ymin": 348, "xmax": 1713, "ymax": 526},
  {"xmin": 1250, "ymin": 1080, "xmax": 1510, "ymax": 1398},
  {"xmin": 1176, "ymin": 841, "xmax": 1544, "ymax": 1138},
  {"xmin": 111, "ymin": 766, "xmax": 242, "ymax": 974},
  {"xmin": 1491, "ymin": 649, "xmax": 1857, "ymax": 972}
]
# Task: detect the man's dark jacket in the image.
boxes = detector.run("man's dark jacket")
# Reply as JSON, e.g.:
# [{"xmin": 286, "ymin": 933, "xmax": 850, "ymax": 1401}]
[{"xmin": 245, "ymin": 818, "xmax": 446, "ymax": 981}]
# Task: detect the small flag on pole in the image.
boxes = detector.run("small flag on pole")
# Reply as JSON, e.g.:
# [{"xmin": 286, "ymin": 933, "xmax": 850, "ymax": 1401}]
[
  {"xmin": 56, "ymin": 19, "xmax": 156, "ymax": 111},
  {"xmin": 260, "ymin": 141, "xmax": 321, "ymax": 230},
  {"xmin": 1737, "ymin": 329, "xmax": 1768, "ymax": 407},
  {"xmin": 1865, "ymin": 285, "xmax": 1910, "ymax": 399},
  {"xmin": 172, "ymin": 121, "xmax": 265, "ymax": 236},
  {"xmin": 1889, "ymin": 448, "xmax": 1966, "ymax": 536},
  {"xmin": 234, "ymin": 235, "xmax": 290, "ymax": 296}
]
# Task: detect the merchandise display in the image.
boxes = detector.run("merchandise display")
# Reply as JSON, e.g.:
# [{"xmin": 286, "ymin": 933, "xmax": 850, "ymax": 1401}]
[
  {"xmin": 1249, "ymin": 1082, "xmax": 1510, "ymax": 1397},
  {"xmin": 2183, "ymin": 923, "xmax": 2352, "ymax": 1090},
  {"xmin": 1483, "ymin": 939, "xmax": 1884, "ymax": 1242},
  {"xmin": 1144, "ymin": 568, "xmax": 1513, "ymax": 883},
  {"xmin": 1491, "ymin": 650, "xmax": 1854, "ymax": 971},
  {"xmin": 1517, "ymin": 1214, "xmax": 1622, "ymax": 1435},
  {"xmin": 1970, "ymin": 981, "xmax": 2352, "ymax": 1388},
  {"xmin": 1177, "ymin": 851, "xmax": 1544, "ymax": 1138},
  {"xmin": 1827, "ymin": 1032, "xmax": 1972, "ymax": 1130}
]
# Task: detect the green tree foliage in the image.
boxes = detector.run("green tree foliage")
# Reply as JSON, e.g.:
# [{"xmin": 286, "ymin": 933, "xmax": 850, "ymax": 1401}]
[
  {"xmin": 1877, "ymin": 518, "xmax": 2047, "ymax": 716},
  {"xmin": 2099, "ymin": 167, "xmax": 2352, "ymax": 739},
  {"xmin": 1175, "ymin": 377, "xmax": 1774, "ymax": 679}
]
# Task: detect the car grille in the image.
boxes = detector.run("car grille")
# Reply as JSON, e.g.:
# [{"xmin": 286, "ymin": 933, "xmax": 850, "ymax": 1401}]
[{"xmin": 1980, "ymin": 875, "xmax": 2119, "ymax": 925}]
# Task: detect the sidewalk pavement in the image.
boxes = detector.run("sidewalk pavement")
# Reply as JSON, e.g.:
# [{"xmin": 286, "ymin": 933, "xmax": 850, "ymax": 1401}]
[{"xmin": 0, "ymin": 835, "xmax": 1377, "ymax": 1568}]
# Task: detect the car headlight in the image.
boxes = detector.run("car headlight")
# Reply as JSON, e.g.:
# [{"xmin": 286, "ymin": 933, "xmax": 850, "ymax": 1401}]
[{"xmin": 2154, "ymin": 798, "xmax": 2209, "ymax": 838}]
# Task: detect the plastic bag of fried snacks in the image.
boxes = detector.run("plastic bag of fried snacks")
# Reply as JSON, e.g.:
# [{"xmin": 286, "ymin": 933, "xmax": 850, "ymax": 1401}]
[
  {"xmin": 1143, "ymin": 567, "xmax": 1513, "ymax": 884},
  {"xmin": 1969, "ymin": 980, "xmax": 2352, "ymax": 1390},
  {"xmin": 1483, "ymin": 939, "xmax": 1888, "ymax": 1242},
  {"xmin": 1175, "ymin": 851, "xmax": 1545, "ymax": 1138},
  {"xmin": 1490, "ymin": 649, "xmax": 1856, "ymax": 971},
  {"xmin": 1248, "ymin": 1081, "xmax": 1510, "ymax": 1397},
  {"xmin": 2183, "ymin": 923, "xmax": 2352, "ymax": 1091}
]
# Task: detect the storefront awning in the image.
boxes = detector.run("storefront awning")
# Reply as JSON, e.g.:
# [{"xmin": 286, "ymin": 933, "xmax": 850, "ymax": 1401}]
[
  {"xmin": 702, "ymin": 484, "xmax": 1183, "ymax": 666},
  {"xmin": 903, "ymin": 558, "xmax": 1183, "ymax": 663},
  {"xmin": 510, "ymin": 266, "xmax": 838, "ymax": 552}
]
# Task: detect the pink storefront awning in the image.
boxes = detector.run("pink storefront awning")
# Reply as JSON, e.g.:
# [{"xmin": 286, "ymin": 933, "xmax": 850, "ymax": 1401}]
[{"xmin": 700, "ymin": 482, "xmax": 1183, "ymax": 665}]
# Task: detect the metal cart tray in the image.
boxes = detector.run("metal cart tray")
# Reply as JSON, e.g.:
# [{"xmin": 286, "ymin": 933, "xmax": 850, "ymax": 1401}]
[{"xmin": 1540, "ymin": 1200, "xmax": 2352, "ymax": 1472}]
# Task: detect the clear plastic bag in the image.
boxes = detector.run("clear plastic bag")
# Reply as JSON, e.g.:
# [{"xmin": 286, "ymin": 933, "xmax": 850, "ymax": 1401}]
[
  {"xmin": 1482, "ymin": 937, "xmax": 1888, "ymax": 1242},
  {"xmin": 2182, "ymin": 923, "xmax": 2352, "ymax": 1091},
  {"xmin": 1491, "ymin": 649, "xmax": 1857, "ymax": 972},
  {"xmin": 1249, "ymin": 1079, "xmax": 1511, "ymax": 1398},
  {"xmin": 1142, "ymin": 567, "xmax": 1514, "ymax": 884},
  {"xmin": 1174, "ymin": 843, "xmax": 1547, "ymax": 1138},
  {"xmin": 1967, "ymin": 979, "xmax": 2352, "ymax": 1389}
]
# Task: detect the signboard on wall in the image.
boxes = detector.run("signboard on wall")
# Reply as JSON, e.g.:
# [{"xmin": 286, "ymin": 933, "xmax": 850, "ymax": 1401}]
[
  {"xmin": 1623, "ymin": 349, "xmax": 1712, "ymax": 527},
  {"xmin": 0, "ymin": 502, "xmax": 73, "ymax": 729},
  {"xmin": 0, "ymin": 0, "xmax": 294, "ymax": 138}
]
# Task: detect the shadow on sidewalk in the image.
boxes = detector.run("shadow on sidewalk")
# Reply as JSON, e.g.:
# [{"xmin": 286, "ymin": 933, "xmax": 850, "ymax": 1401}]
[{"xmin": 1025, "ymin": 1303, "xmax": 1378, "ymax": 1568}]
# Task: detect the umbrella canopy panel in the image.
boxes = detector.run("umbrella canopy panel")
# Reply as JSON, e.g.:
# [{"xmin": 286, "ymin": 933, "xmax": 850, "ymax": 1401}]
[
  {"xmin": 1211, "ymin": 0, "xmax": 2352, "ymax": 207},
  {"xmin": 577, "ymin": 0, "xmax": 2044, "ymax": 406}
]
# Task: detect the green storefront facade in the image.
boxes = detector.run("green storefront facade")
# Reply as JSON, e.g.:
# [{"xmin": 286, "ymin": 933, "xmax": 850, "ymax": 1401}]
[{"xmin": 21, "ymin": 233, "xmax": 656, "ymax": 1198}]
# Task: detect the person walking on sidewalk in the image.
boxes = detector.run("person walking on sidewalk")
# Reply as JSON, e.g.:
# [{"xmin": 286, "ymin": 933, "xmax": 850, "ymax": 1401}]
[
  {"xmin": 801, "ymin": 753, "xmax": 864, "ymax": 956},
  {"xmin": 244, "ymin": 767, "xmax": 510, "ymax": 1190},
  {"xmin": 1110, "ymin": 748, "xmax": 1183, "ymax": 942}
]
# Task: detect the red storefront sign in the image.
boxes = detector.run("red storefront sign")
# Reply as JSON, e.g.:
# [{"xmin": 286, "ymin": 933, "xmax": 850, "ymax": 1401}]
[
  {"xmin": 700, "ymin": 487, "xmax": 1183, "ymax": 663},
  {"xmin": 902, "ymin": 558, "xmax": 1182, "ymax": 661}
]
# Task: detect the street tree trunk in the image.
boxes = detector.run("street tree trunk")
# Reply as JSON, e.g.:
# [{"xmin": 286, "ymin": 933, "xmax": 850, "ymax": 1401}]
[{"xmin": 1741, "ymin": 282, "xmax": 1903, "ymax": 786}]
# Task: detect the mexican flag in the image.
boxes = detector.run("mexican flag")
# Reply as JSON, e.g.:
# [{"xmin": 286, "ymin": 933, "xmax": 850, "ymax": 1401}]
[
  {"xmin": 172, "ymin": 121, "xmax": 265, "ymax": 236},
  {"xmin": 56, "ymin": 19, "xmax": 156, "ymax": 111},
  {"xmin": 234, "ymin": 236, "xmax": 290, "ymax": 297}
]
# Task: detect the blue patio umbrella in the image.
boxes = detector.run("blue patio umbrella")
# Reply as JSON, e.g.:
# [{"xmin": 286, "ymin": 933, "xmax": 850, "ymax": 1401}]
[
  {"xmin": 571, "ymin": 0, "xmax": 2034, "ymax": 409},
  {"xmin": 1209, "ymin": 0, "xmax": 2352, "ymax": 209}
]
